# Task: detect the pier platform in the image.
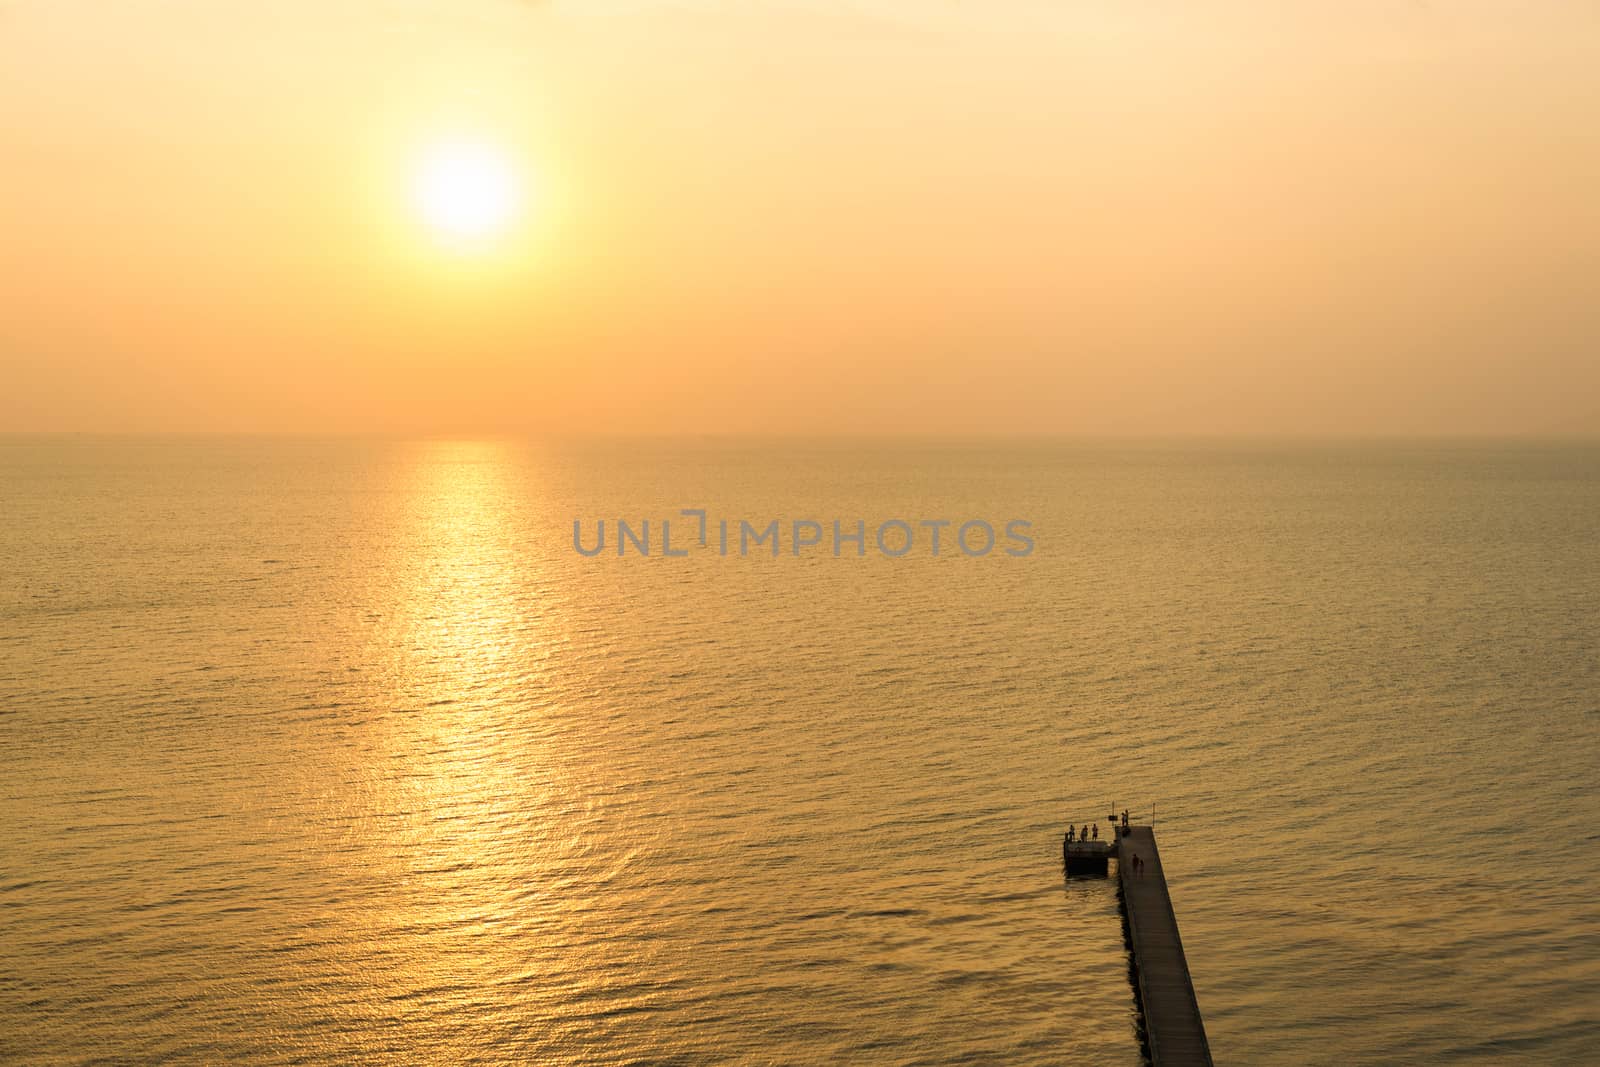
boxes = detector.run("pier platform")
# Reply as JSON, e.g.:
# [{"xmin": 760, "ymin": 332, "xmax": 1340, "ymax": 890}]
[
  {"xmin": 1116, "ymin": 826, "xmax": 1212, "ymax": 1066},
  {"xmin": 1061, "ymin": 837, "xmax": 1113, "ymax": 875}
]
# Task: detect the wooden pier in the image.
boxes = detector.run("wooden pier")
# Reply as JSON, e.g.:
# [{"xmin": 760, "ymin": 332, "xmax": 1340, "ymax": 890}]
[
  {"xmin": 1061, "ymin": 837, "xmax": 1113, "ymax": 875},
  {"xmin": 1115, "ymin": 826, "xmax": 1213, "ymax": 1067}
]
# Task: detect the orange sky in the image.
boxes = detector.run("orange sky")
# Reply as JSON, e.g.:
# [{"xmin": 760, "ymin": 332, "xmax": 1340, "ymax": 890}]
[{"xmin": 2, "ymin": 2, "xmax": 1598, "ymax": 436}]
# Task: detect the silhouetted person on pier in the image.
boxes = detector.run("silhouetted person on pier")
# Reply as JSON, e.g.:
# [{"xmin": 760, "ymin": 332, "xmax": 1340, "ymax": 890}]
[
  {"xmin": 1121, "ymin": 809, "xmax": 1129, "ymax": 829},
  {"xmin": 1131, "ymin": 853, "xmax": 1142, "ymax": 877},
  {"xmin": 1066, "ymin": 826, "xmax": 1075, "ymax": 843},
  {"xmin": 1092, "ymin": 824, "xmax": 1099, "ymax": 841},
  {"xmin": 1080, "ymin": 824, "xmax": 1089, "ymax": 841}
]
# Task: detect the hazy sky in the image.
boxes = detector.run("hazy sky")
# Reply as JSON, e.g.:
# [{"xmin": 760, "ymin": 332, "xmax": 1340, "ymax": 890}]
[{"xmin": 2, "ymin": 1, "xmax": 1598, "ymax": 436}]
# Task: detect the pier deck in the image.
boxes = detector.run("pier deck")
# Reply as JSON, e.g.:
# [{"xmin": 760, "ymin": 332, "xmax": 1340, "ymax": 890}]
[{"xmin": 1116, "ymin": 826, "xmax": 1213, "ymax": 1067}]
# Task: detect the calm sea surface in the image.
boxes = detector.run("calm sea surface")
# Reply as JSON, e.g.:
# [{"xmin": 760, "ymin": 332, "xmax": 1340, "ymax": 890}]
[{"xmin": 2, "ymin": 438, "xmax": 1597, "ymax": 1065}]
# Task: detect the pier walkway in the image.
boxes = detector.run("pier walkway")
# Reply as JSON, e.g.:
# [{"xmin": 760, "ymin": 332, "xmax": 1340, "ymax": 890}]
[{"xmin": 1116, "ymin": 826, "xmax": 1213, "ymax": 1067}]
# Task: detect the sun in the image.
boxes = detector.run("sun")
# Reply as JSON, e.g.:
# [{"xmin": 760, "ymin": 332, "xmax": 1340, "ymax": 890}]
[{"xmin": 411, "ymin": 138, "xmax": 522, "ymax": 245}]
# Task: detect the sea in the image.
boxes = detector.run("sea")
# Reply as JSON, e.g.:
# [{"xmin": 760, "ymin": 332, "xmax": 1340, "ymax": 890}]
[{"xmin": 2, "ymin": 437, "xmax": 1597, "ymax": 1065}]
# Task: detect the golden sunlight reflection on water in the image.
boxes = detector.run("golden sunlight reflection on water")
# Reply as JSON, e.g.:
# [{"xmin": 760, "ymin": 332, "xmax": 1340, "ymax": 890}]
[{"xmin": 2, "ymin": 439, "xmax": 1597, "ymax": 1064}]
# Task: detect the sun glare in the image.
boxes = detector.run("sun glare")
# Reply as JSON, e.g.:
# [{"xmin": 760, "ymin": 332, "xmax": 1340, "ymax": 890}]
[{"xmin": 411, "ymin": 138, "xmax": 522, "ymax": 245}]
